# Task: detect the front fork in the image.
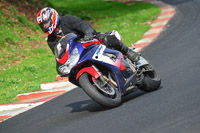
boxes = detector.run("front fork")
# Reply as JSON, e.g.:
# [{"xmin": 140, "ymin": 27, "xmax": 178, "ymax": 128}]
[
  {"xmin": 94, "ymin": 72, "xmax": 118, "ymax": 88},
  {"xmin": 93, "ymin": 72, "xmax": 117, "ymax": 96}
]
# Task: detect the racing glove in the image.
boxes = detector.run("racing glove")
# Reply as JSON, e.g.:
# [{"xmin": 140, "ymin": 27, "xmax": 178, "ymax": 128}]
[{"xmin": 84, "ymin": 32, "xmax": 94, "ymax": 41}]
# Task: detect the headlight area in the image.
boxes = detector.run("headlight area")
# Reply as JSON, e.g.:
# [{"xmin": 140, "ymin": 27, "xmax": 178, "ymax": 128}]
[{"xmin": 58, "ymin": 46, "xmax": 79, "ymax": 75}]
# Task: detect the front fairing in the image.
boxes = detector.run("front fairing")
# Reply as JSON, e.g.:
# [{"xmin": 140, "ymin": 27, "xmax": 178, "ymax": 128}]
[
  {"xmin": 55, "ymin": 33, "xmax": 78, "ymax": 63},
  {"xmin": 55, "ymin": 33, "xmax": 84, "ymax": 75}
]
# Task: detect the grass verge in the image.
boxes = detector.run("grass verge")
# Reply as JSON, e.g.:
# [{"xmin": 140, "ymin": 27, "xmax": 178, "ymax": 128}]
[{"xmin": 0, "ymin": 2, "xmax": 57, "ymax": 104}]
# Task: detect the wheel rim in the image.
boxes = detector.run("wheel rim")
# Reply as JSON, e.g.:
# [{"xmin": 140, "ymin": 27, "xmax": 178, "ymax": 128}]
[{"xmin": 92, "ymin": 77, "xmax": 116, "ymax": 97}]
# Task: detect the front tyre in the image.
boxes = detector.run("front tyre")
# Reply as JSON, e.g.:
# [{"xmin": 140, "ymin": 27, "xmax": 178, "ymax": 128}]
[
  {"xmin": 139, "ymin": 64, "xmax": 161, "ymax": 92},
  {"xmin": 79, "ymin": 73, "xmax": 121, "ymax": 108}
]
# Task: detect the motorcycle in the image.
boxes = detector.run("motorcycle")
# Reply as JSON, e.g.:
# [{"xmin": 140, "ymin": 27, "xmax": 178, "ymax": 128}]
[{"xmin": 55, "ymin": 32, "xmax": 161, "ymax": 108}]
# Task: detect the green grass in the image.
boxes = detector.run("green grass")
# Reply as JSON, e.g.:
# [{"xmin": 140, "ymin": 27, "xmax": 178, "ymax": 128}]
[
  {"xmin": 0, "ymin": 49, "xmax": 57, "ymax": 103},
  {"xmin": 0, "ymin": 0, "xmax": 160, "ymax": 104},
  {"xmin": 0, "ymin": 3, "xmax": 57, "ymax": 104},
  {"xmin": 0, "ymin": 4, "xmax": 43, "ymax": 67}
]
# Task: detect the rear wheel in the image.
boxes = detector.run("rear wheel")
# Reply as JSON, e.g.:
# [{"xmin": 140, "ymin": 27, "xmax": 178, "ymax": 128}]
[
  {"xmin": 79, "ymin": 73, "xmax": 121, "ymax": 108},
  {"xmin": 139, "ymin": 64, "xmax": 161, "ymax": 92}
]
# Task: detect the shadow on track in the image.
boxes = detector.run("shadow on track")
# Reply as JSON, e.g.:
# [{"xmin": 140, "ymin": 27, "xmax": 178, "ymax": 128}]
[
  {"xmin": 65, "ymin": 86, "xmax": 162, "ymax": 113},
  {"xmin": 65, "ymin": 99, "xmax": 109, "ymax": 113}
]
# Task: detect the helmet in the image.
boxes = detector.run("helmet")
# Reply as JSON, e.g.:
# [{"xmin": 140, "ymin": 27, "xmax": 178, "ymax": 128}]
[{"xmin": 37, "ymin": 7, "xmax": 60, "ymax": 35}]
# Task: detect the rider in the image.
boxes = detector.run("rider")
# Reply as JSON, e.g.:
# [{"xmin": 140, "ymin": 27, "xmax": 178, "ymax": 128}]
[{"xmin": 36, "ymin": 7, "xmax": 139, "ymax": 62}]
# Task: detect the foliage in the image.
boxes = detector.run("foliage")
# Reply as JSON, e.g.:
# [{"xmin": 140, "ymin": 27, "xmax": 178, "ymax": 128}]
[
  {"xmin": 0, "ymin": 49, "xmax": 57, "ymax": 104},
  {"xmin": 17, "ymin": 14, "xmax": 40, "ymax": 30},
  {"xmin": 0, "ymin": 3, "xmax": 42, "ymax": 66},
  {"xmin": 5, "ymin": 0, "xmax": 48, "ymax": 9},
  {"xmin": 0, "ymin": 1, "xmax": 57, "ymax": 104}
]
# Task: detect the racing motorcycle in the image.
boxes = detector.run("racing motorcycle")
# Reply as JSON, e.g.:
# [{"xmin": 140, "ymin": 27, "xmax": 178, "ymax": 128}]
[{"xmin": 55, "ymin": 31, "xmax": 161, "ymax": 108}]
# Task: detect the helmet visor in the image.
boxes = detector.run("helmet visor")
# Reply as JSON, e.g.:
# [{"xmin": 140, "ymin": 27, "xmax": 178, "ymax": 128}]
[
  {"xmin": 44, "ymin": 21, "xmax": 50, "ymax": 29},
  {"xmin": 39, "ymin": 20, "xmax": 51, "ymax": 33}
]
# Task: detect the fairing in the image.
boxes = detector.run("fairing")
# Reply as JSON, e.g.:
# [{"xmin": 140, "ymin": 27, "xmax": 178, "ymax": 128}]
[{"xmin": 55, "ymin": 33, "xmax": 135, "ymax": 93}]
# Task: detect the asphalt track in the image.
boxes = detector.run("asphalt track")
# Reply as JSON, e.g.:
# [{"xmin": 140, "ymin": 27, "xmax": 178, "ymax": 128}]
[{"xmin": 1, "ymin": 0, "xmax": 200, "ymax": 132}]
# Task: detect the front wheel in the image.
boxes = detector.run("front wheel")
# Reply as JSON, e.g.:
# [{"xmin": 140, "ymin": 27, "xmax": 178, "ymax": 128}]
[
  {"xmin": 79, "ymin": 73, "xmax": 121, "ymax": 108},
  {"xmin": 139, "ymin": 64, "xmax": 161, "ymax": 92}
]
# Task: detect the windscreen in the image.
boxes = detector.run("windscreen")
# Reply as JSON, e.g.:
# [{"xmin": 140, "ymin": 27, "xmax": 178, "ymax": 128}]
[{"xmin": 55, "ymin": 33, "xmax": 77, "ymax": 59}]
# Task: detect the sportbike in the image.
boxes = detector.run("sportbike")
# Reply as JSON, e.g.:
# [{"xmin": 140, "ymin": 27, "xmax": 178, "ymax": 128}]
[{"xmin": 55, "ymin": 32, "xmax": 161, "ymax": 108}]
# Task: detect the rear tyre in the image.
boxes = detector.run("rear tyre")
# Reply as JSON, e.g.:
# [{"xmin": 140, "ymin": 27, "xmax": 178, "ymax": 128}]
[
  {"xmin": 139, "ymin": 65, "xmax": 161, "ymax": 92},
  {"xmin": 79, "ymin": 73, "xmax": 121, "ymax": 108}
]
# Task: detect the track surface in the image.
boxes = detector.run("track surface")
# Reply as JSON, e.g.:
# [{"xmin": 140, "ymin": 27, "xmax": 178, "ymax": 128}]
[{"xmin": 1, "ymin": 0, "xmax": 200, "ymax": 132}]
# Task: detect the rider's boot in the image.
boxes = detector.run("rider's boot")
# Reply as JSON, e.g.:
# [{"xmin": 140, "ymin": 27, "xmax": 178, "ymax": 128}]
[
  {"xmin": 106, "ymin": 35, "xmax": 140, "ymax": 62},
  {"xmin": 126, "ymin": 48, "xmax": 140, "ymax": 62}
]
